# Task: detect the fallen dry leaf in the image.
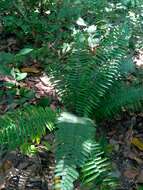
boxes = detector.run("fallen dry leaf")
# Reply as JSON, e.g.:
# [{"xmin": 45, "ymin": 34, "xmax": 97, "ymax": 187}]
[
  {"xmin": 125, "ymin": 128, "xmax": 134, "ymax": 146},
  {"xmin": 20, "ymin": 67, "xmax": 41, "ymax": 74},
  {"xmin": 131, "ymin": 137, "xmax": 143, "ymax": 151},
  {"xmin": 125, "ymin": 151, "xmax": 143, "ymax": 165},
  {"xmin": 124, "ymin": 169, "xmax": 138, "ymax": 179},
  {"xmin": 137, "ymin": 170, "xmax": 143, "ymax": 183},
  {"xmin": 0, "ymin": 160, "xmax": 13, "ymax": 174},
  {"xmin": 108, "ymin": 129, "xmax": 117, "ymax": 136},
  {"xmin": 138, "ymin": 113, "xmax": 143, "ymax": 117},
  {"xmin": 0, "ymin": 183, "xmax": 5, "ymax": 190}
]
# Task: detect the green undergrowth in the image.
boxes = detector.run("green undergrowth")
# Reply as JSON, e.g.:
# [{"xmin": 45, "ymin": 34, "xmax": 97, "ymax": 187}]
[{"xmin": 0, "ymin": 1, "xmax": 143, "ymax": 190}]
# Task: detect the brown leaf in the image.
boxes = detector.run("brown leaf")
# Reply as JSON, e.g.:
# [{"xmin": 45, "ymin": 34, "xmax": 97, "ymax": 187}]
[
  {"xmin": 124, "ymin": 169, "xmax": 138, "ymax": 179},
  {"xmin": 108, "ymin": 129, "xmax": 117, "ymax": 136},
  {"xmin": 137, "ymin": 170, "xmax": 143, "ymax": 183},
  {"xmin": 50, "ymin": 104, "xmax": 56, "ymax": 111},
  {"xmin": 126, "ymin": 152, "xmax": 143, "ymax": 165},
  {"xmin": 20, "ymin": 67, "xmax": 41, "ymax": 74},
  {"xmin": 131, "ymin": 137, "xmax": 143, "ymax": 151},
  {"xmin": 0, "ymin": 183, "xmax": 5, "ymax": 190},
  {"xmin": 125, "ymin": 128, "xmax": 134, "ymax": 146},
  {"xmin": 138, "ymin": 113, "xmax": 143, "ymax": 117},
  {"xmin": 0, "ymin": 160, "xmax": 13, "ymax": 174}
]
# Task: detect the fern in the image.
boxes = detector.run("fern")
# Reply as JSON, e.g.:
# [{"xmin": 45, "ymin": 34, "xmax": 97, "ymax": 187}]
[
  {"xmin": 81, "ymin": 141, "xmax": 117, "ymax": 189},
  {"xmin": 0, "ymin": 1, "xmax": 143, "ymax": 190},
  {"xmin": 45, "ymin": 22, "xmax": 143, "ymax": 190},
  {"xmin": 0, "ymin": 23, "xmax": 142, "ymax": 190},
  {"xmin": 0, "ymin": 106, "xmax": 56, "ymax": 150},
  {"xmin": 54, "ymin": 112, "xmax": 95, "ymax": 190},
  {"xmin": 49, "ymin": 23, "xmax": 131, "ymax": 117},
  {"xmin": 54, "ymin": 112, "xmax": 115, "ymax": 190},
  {"xmin": 96, "ymin": 83, "xmax": 143, "ymax": 121}
]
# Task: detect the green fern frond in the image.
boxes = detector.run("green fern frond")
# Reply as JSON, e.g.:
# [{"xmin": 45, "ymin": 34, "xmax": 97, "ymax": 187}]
[
  {"xmin": 55, "ymin": 113, "xmax": 116, "ymax": 190},
  {"xmin": 49, "ymin": 23, "xmax": 131, "ymax": 117},
  {"xmin": 54, "ymin": 112, "xmax": 96, "ymax": 190},
  {"xmin": 96, "ymin": 84, "xmax": 143, "ymax": 121},
  {"xmin": 0, "ymin": 106, "xmax": 56, "ymax": 149},
  {"xmin": 82, "ymin": 144, "xmax": 109, "ymax": 184},
  {"xmin": 54, "ymin": 113, "xmax": 115, "ymax": 190},
  {"xmin": 55, "ymin": 160, "xmax": 79, "ymax": 190},
  {"xmin": 81, "ymin": 140, "xmax": 117, "ymax": 190}
]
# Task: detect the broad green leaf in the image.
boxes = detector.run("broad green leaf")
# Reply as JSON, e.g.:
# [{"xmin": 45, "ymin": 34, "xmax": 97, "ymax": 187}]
[
  {"xmin": 16, "ymin": 72, "xmax": 27, "ymax": 81},
  {"xmin": 19, "ymin": 48, "xmax": 33, "ymax": 55}
]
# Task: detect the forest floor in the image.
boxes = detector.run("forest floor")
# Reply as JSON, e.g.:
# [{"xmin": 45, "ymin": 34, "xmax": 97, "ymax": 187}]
[{"xmin": 0, "ymin": 34, "xmax": 143, "ymax": 190}]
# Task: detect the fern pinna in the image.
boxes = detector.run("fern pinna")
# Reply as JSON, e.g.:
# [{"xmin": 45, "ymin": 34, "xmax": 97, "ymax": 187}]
[{"xmin": 0, "ymin": 106, "xmax": 56, "ymax": 150}]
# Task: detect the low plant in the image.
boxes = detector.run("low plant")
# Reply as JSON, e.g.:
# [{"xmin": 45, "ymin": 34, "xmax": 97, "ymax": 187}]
[
  {"xmin": 0, "ymin": 1, "xmax": 143, "ymax": 190},
  {"xmin": 0, "ymin": 23, "xmax": 143, "ymax": 190}
]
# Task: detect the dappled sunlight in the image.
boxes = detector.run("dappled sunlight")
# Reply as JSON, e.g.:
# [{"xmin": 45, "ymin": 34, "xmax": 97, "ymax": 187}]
[{"xmin": 134, "ymin": 49, "xmax": 143, "ymax": 68}]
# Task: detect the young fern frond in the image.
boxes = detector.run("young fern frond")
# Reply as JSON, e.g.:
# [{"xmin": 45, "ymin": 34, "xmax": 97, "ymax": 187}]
[{"xmin": 0, "ymin": 106, "xmax": 56, "ymax": 150}]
